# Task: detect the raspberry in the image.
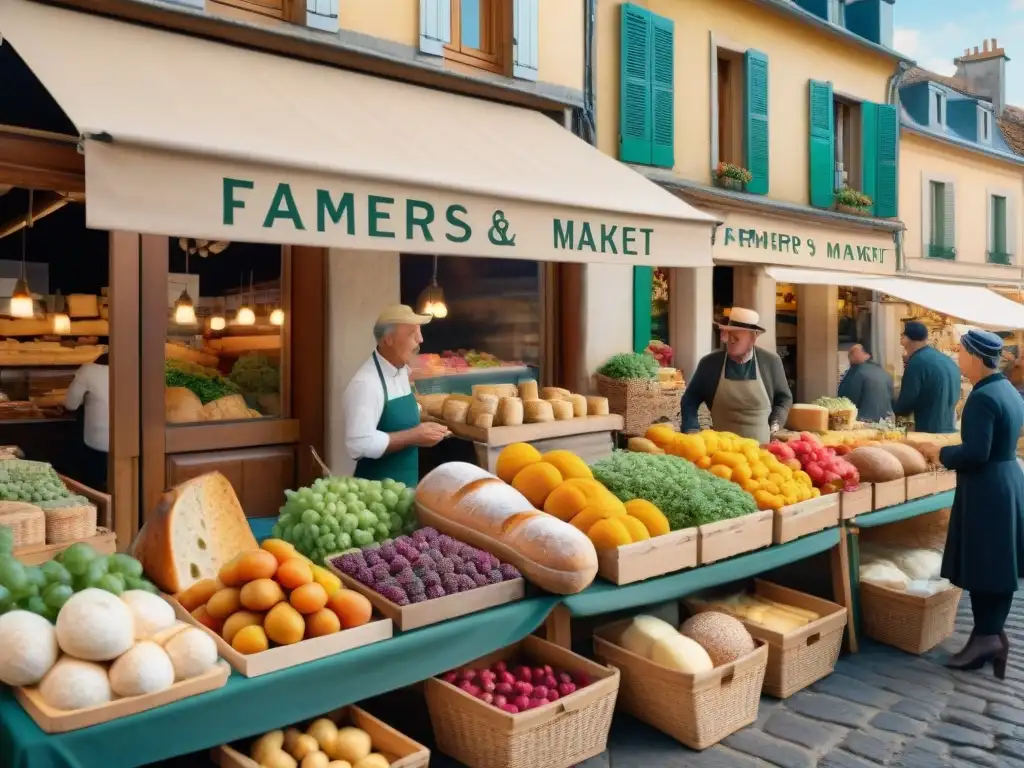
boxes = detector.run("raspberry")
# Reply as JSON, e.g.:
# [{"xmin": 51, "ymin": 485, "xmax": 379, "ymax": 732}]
[
  {"xmin": 363, "ymin": 550, "xmax": 383, "ymax": 567},
  {"xmin": 416, "ymin": 540, "xmax": 431, "ymax": 552},
  {"xmin": 426, "ymin": 584, "xmax": 446, "ymax": 599},
  {"xmin": 473, "ymin": 572, "xmax": 490, "ymax": 587},
  {"xmin": 421, "ymin": 527, "xmax": 440, "ymax": 541},
  {"xmin": 417, "ymin": 553, "xmax": 436, "ymax": 570},
  {"xmin": 441, "ymin": 572, "xmax": 460, "ymax": 593},
  {"xmin": 463, "ymin": 561, "xmax": 480, "ymax": 577},
  {"xmin": 423, "ymin": 572, "xmax": 442, "ymax": 588},
  {"xmin": 396, "ymin": 568, "xmax": 417, "ymax": 586},
  {"xmin": 437, "ymin": 536, "xmax": 461, "ymax": 556},
  {"xmin": 436, "ymin": 557, "xmax": 456, "ymax": 575},
  {"xmin": 459, "ymin": 544, "xmax": 479, "ymax": 559},
  {"xmin": 411, "ymin": 528, "xmax": 431, "ymax": 543},
  {"xmin": 379, "ymin": 584, "xmax": 409, "ymax": 604},
  {"xmin": 378, "ymin": 542, "xmax": 398, "ymax": 562},
  {"xmin": 426, "ymin": 548, "xmax": 444, "ymax": 563},
  {"xmin": 474, "ymin": 555, "xmax": 492, "ymax": 573},
  {"xmin": 406, "ymin": 577, "xmax": 426, "ymax": 595},
  {"xmin": 487, "ymin": 569, "xmax": 503, "ymax": 584},
  {"xmin": 389, "ymin": 555, "xmax": 411, "ymax": 574},
  {"xmin": 452, "ymin": 560, "xmax": 467, "ymax": 575},
  {"xmin": 499, "ymin": 564, "xmax": 521, "ymax": 581},
  {"xmin": 458, "ymin": 574, "xmax": 476, "ymax": 592},
  {"xmin": 355, "ymin": 567, "xmax": 375, "ymax": 585},
  {"xmin": 409, "ymin": 591, "xmax": 428, "ymax": 603},
  {"xmin": 337, "ymin": 553, "xmax": 364, "ymax": 575},
  {"xmin": 370, "ymin": 564, "xmax": 390, "ymax": 582}
]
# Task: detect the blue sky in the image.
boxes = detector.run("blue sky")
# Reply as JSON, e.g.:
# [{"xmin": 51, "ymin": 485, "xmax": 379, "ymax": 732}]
[{"xmin": 894, "ymin": 0, "xmax": 1024, "ymax": 106}]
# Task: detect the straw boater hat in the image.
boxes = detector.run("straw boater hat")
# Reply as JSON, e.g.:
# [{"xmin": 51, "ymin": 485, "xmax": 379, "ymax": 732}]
[
  {"xmin": 375, "ymin": 304, "xmax": 432, "ymax": 326},
  {"xmin": 717, "ymin": 307, "xmax": 765, "ymax": 333}
]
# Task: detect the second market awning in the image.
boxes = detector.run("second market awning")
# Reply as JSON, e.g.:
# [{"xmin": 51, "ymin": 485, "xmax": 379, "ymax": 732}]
[
  {"xmin": 766, "ymin": 266, "xmax": 1024, "ymax": 330},
  {"xmin": 0, "ymin": 0, "xmax": 716, "ymax": 267}
]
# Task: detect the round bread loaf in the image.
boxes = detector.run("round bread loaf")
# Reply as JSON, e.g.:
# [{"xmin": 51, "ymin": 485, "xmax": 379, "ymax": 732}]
[{"xmin": 680, "ymin": 611, "xmax": 755, "ymax": 667}]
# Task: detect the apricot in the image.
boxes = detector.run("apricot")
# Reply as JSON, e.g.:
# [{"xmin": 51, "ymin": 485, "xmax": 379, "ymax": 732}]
[
  {"xmin": 261, "ymin": 538, "xmax": 299, "ymax": 565},
  {"xmin": 235, "ymin": 550, "xmax": 279, "ymax": 583},
  {"xmin": 304, "ymin": 608, "xmax": 341, "ymax": 638},
  {"xmin": 221, "ymin": 610, "xmax": 265, "ymax": 644},
  {"xmin": 240, "ymin": 578, "xmax": 286, "ymax": 612},
  {"xmin": 176, "ymin": 578, "xmax": 221, "ymax": 612},
  {"xmin": 265, "ymin": 601, "xmax": 305, "ymax": 645},
  {"xmin": 191, "ymin": 605, "xmax": 224, "ymax": 634},
  {"xmin": 326, "ymin": 589, "xmax": 372, "ymax": 629},
  {"xmin": 290, "ymin": 582, "xmax": 329, "ymax": 615},
  {"xmin": 218, "ymin": 554, "xmax": 246, "ymax": 587},
  {"xmin": 232, "ymin": 624, "xmax": 270, "ymax": 654},
  {"xmin": 206, "ymin": 587, "xmax": 243, "ymax": 619},
  {"xmin": 276, "ymin": 559, "xmax": 314, "ymax": 590}
]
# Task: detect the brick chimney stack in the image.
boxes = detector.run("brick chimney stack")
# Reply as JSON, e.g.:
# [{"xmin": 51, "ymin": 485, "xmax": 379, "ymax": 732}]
[{"xmin": 955, "ymin": 38, "xmax": 1010, "ymax": 115}]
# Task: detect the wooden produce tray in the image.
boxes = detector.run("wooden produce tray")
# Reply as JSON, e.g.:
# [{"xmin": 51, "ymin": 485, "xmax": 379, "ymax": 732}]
[
  {"xmin": 215, "ymin": 705, "xmax": 430, "ymax": 768},
  {"xmin": 697, "ymin": 510, "xmax": 773, "ymax": 565},
  {"xmin": 906, "ymin": 472, "xmax": 938, "ymax": 500},
  {"xmin": 772, "ymin": 494, "xmax": 839, "ymax": 544},
  {"xmin": 59, "ymin": 473, "xmax": 112, "ymax": 531},
  {"xmin": 14, "ymin": 527, "xmax": 116, "ymax": 565},
  {"xmin": 596, "ymin": 527, "xmax": 697, "ymax": 585},
  {"xmin": 431, "ymin": 414, "xmax": 624, "ymax": 447},
  {"xmin": 840, "ymin": 484, "xmax": 873, "ymax": 520},
  {"xmin": 325, "ymin": 559, "xmax": 525, "ymax": 631},
  {"xmin": 166, "ymin": 597, "xmax": 393, "ymax": 677},
  {"xmin": 872, "ymin": 478, "xmax": 906, "ymax": 509},
  {"xmin": 935, "ymin": 469, "xmax": 957, "ymax": 492},
  {"xmin": 16, "ymin": 661, "xmax": 230, "ymax": 733}
]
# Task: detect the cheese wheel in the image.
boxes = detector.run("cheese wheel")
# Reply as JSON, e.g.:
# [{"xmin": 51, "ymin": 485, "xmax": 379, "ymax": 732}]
[
  {"xmin": 549, "ymin": 400, "xmax": 574, "ymax": 420},
  {"xmin": 442, "ymin": 398, "xmax": 471, "ymax": 424},
  {"xmin": 496, "ymin": 397, "xmax": 524, "ymax": 427},
  {"xmin": 540, "ymin": 387, "xmax": 570, "ymax": 401},
  {"xmin": 518, "ymin": 380, "xmax": 539, "ymax": 401},
  {"xmin": 472, "ymin": 412, "xmax": 495, "ymax": 429},
  {"xmin": 586, "ymin": 396, "xmax": 610, "ymax": 416},
  {"xmin": 568, "ymin": 393, "xmax": 587, "ymax": 417},
  {"xmin": 524, "ymin": 399, "xmax": 555, "ymax": 423}
]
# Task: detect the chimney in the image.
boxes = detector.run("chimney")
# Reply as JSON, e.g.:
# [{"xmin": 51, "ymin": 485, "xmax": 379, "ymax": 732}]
[{"xmin": 955, "ymin": 38, "xmax": 1010, "ymax": 115}]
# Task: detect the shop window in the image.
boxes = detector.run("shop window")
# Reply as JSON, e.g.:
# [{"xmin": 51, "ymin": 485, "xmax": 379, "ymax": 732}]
[
  {"xmin": 164, "ymin": 239, "xmax": 284, "ymax": 424},
  {"xmin": 833, "ymin": 98, "xmax": 861, "ymax": 190},
  {"xmin": 445, "ymin": 0, "xmax": 507, "ymax": 74},
  {"xmin": 650, "ymin": 268, "xmax": 669, "ymax": 344},
  {"xmin": 715, "ymin": 50, "xmax": 744, "ymax": 168},
  {"xmin": 989, "ymin": 194, "xmax": 1011, "ymax": 265},
  {"xmin": 927, "ymin": 180, "xmax": 956, "ymax": 259},
  {"xmin": 713, "ymin": 46, "xmax": 768, "ymax": 194}
]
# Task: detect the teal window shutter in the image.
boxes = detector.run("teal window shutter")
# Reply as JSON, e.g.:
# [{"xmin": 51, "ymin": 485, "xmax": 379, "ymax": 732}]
[
  {"xmin": 419, "ymin": 0, "xmax": 451, "ymax": 56},
  {"xmin": 620, "ymin": 4, "xmax": 652, "ymax": 164},
  {"xmin": 993, "ymin": 195, "xmax": 1008, "ymax": 254},
  {"xmin": 942, "ymin": 182, "xmax": 956, "ymax": 253},
  {"xmin": 808, "ymin": 80, "xmax": 834, "ymax": 209},
  {"xmin": 930, "ymin": 182, "xmax": 945, "ymax": 247},
  {"xmin": 632, "ymin": 266, "xmax": 654, "ymax": 354},
  {"xmin": 650, "ymin": 14, "xmax": 675, "ymax": 169},
  {"xmin": 744, "ymin": 50, "xmax": 770, "ymax": 195},
  {"xmin": 860, "ymin": 101, "xmax": 878, "ymax": 211},
  {"xmin": 512, "ymin": 0, "xmax": 539, "ymax": 82},
  {"xmin": 874, "ymin": 104, "xmax": 898, "ymax": 218}
]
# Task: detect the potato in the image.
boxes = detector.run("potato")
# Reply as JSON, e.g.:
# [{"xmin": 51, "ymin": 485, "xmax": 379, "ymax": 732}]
[
  {"xmin": 329, "ymin": 728, "xmax": 372, "ymax": 763},
  {"xmin": 251, "ymin": 731, "xmax": 284, "ymax": 764},
  {"xmin": 283, "ymin": 728, "xmax": 304, "ymax": 754},
  {"xmin": 262, "ymin": 750, "xmax": 298, "ymax": 768},
  {"xmin": 307, "ymin": 718, "xmax": 338, "ymax": 752},
  {"xmin": 301, "ymin": 752, "xmax": 330, "ymax": 768},
  {"xmin": 327, "ymin": 762, "xmax": 352, "ymax": 768},
  {"xmin": 291, "ymin": 734, "xmax": 320, "ymax": 761},
  {"xmin": 352, "ymin": 755, "xmax": 389, "ymax": 768}
]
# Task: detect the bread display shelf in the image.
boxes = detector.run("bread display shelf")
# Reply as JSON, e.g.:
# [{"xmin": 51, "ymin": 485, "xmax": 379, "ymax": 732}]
[
  {"xmin": 326, "ymin": 560, "xmax": 525, "ymax": 631},
  {"xmin": 215, "ymin": 705, "xmax": 430, "ymax": 768},
  {"xmin": 167, "ymin": 596, "xmax": 393, "ymax": 677},
  {"xmin": 165, "ymin": 343, "xmax": 219, "ymax": 369},
  {"xmin": 697, "ymin": 510, "xmax": 773, "ymax": 565},
  {"xmin": 0, "ymin": 347, "xmax": 107, "ymax": 367},
  {"xmin": 14, "ymin": 527, "xmax": 116, "ymax": 565},
  {"xmin": 596, "ymin": 527, "xmax": 697, "ymax": 586},
  {"xmin": 429, "ymin": 414, "xmax": 624, "ymax": 447},
  {"xmin": 15, "ymin": 660, "xmax": 230, "ymax": 734},
  {"xmin": 0, "ymin": 318, "xmax": 109, "ymax": 337},
  {"xmin": 206, "ymin": 335, "xmax": 282, "ymax": 355},
  {"xmin": 840, "ymin": 484, "xmax": 873, "ymax": 520},
  {"xmin": 772, "ymin": 494, "xmax": 840, "ymax": 544}
]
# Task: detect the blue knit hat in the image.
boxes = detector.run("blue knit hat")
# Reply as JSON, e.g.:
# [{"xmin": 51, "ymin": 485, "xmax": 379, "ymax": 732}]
[
  {"xmin": 961, "ymin": 328, "xmax": 1003, "ymax": 369},
  {"xmin": 902, "ymin": 321, "xmax": 928, "ymax": 342}
]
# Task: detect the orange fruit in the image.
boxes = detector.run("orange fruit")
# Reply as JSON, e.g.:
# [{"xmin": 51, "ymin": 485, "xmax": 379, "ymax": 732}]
[
  {"xmin": 304, "ymin": 608, "xmax": 341, "ymax": 638},
  {"xmin": 326, "ymin": 589, "xmax": 373, "ymax": 629},
  {"xmin": 289, "ymin": 582, "xmax": 329, "ymax": 615},
  {"xmin": 232, "ymin": 624, "xmax": 269, "ymax": 655},
  {"xmin": 234, "ymin": 550, "xmax": 279, "ymax": 583},
  {"xmin": 218, "ymin": 554, "xmax": 246, "ymax": 587},
  {"xmin": 240, "ymin": 578, "xmax": 286, "ymax": 612},
  {"xmin": 275, "ymin": 559, "xmax": 314, "ymax": 590},
  {"xmin": 265, "ymin": 602, "xmax": 305, "ymax": 645},
  {"xmin": 176, "ymin": 578, "xmax": 221, "ymax": 613},
  {"xmin": 261, "ymin": 538, "xmax": 299, "ymax": 565}
]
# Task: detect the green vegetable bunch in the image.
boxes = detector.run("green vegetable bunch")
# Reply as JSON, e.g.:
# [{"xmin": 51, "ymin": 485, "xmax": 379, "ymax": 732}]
[
  {"xmin": 812, "ymin": 396, "xmax": 856, "ymax": 412},
  {"xmin": 230, "ymin": 353, "xmax": 280, "ymax": 395},
  {"xmin": 593, "ymin": 450, "xmax": 757, "ymax": 529},
  {"xmin": 272, "ymin": 475, "xmax": 417, "ymax": 565},
  {"xmin": 0, "ymin": 543, "xmax": 156, "ymax": 623},
  {"xmin": 0, "ymin": 459, "xmax": 71, "ymax": 504},
  {"xmin": 165, "ymin": 359, "xmax": 240, "ymax": 404},
  {"xmin": 597, "ymin": 352, "xmax": 659, "ymax": 381}
]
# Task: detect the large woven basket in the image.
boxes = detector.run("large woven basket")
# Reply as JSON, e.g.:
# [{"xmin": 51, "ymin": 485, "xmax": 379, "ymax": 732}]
[
  {"xmin": 593, "ymin": 620, "xmax": 768, "ymax": 750},
  {"xmin": 594, "ymin": 374, "xmax": 681, "ymax": 436},
  {"xmin": 425, "ymin": 635, "xmax": 619, "ymax": 768},
  {"xmin": 0, "ymin": 502, "xmax": 45, "ymax": 548},
  {"xmin": 860, "ymin": 581, "xmax": 962, "ymax": 654},
  {"xmin": 44, "ymin": 502, "xmax": 97, "ymax": 544},
  {"xmin": 861, "ymin": 508, "xmax": 950, "ymax": 552}
]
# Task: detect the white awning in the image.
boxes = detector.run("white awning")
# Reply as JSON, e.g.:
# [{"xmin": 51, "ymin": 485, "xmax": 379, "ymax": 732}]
[
  {"xmin": 0, "ymin": 0, "xmax": 715, "ymax": 267},
  {"xmin": 766, "ymin": 266, "xmax": 1024, "ymax": 330}
]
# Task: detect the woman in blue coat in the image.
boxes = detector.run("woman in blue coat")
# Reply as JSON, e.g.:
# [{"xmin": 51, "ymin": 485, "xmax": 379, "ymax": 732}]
[{"xmin": 919, "ymin": 329, "xmax": 1024, "ymax": 678}]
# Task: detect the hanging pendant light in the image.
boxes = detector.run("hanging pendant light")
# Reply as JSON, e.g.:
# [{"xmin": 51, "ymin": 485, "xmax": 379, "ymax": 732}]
[
  {"xmin": 52, "ymin": 290, "xmax": 71, "ymax": 334},
  {"xmin": 173, "ymin": 250, "xmax": 196, "ymax": 325},
  {"xmin": 415, "ymin": 255, "xmax": 448, "ymax": 319},
  {"xmin": 269, "ymin": 307, "xmax": 285, "ymax": 326},
  {"xmin": 10, "ymin": 191, "xmax": 34, "ymax": 319},
  {"xmin": 236, "ymin": 270, "xmax": 255, "ymax": 326},
  {"xmin": 209, "ymin": 315, "xmax": 226, "ymax": 331}
]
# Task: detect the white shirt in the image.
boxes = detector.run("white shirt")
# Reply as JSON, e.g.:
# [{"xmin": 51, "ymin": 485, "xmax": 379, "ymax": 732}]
[
  {"xmin": 341, "ymin": 351, "xmax": 412, "ymax": 461},
  {"xmin": 64, "ymin": 363, "xmax": 110, "ymax": 452}
]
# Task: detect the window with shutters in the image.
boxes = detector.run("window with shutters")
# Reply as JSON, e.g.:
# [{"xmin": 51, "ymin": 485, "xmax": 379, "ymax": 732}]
[
  {"xmin": 618, "ymin": 4, "xmax": 674, "ymax": 168},
  {"xmin": 833, "ymin": 98, "xmax": 862, "ymax": 191},
  {"xmin": 989, "ymin": 194, "xmax": 1011, "ymax": 264},
  {"xmin": 932, "ymin": 89, "xmax": 946, "ymax": 128},
  {"xmin": 927, "ymin": 180, "xmax": 956, "ymax": 259},
  {"xmin": 444, "ymin": 0, "xmax": 508, "ymax": 74},
  {"xmin": 716, "ymin": 50, "xmax": 744, "ymax": 168}
]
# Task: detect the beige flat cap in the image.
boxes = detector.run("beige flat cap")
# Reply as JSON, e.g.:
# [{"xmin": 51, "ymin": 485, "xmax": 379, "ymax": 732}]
[{"xmin": 375, "ymin": 304, "xmax": 432, "ymax": 326}]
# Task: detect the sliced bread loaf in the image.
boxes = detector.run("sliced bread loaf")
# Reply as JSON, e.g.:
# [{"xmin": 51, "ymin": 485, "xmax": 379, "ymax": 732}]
[{"xmin": 133, "ymin": 472, "xmax": 258, "ymax": 594}]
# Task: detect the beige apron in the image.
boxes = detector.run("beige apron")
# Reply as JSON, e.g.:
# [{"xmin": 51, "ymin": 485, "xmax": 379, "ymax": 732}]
[{"xmin": 710, "ymin": 353, "xmax": 772, "ymax": 444}]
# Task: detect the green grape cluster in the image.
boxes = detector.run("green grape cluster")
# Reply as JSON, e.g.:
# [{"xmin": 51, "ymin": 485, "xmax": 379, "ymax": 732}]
[
  {"xmin": 0, "ymin": 459, "xmax": 72, "ymax": 504},
  {"xmin": 272, "ymin": 476, "xmax": 417, "ymax": 565}
]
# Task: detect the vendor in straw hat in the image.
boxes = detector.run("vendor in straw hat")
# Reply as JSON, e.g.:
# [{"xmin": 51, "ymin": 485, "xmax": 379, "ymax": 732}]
[
  {"xmin": 680, "ymin": 307, "xmax": 793, "ymax": 443},
  {"xmin": 341, "ymin": 305, "xmax": 449, "ymax": 487}
]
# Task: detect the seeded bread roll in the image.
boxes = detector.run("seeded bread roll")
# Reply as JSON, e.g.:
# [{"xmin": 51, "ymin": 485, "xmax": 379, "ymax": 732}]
[
  {"xmin": 524, "ymin": 399, "xmax": 555, "ymax": 423},
  {"xmin": 549, "ymin": 399, "xmax": 574, "ymax": 420},
  {"xmin": 518, "ymin": 380, "xmax": 539, "ymax": 401},
  {"xmin": 567, "ymin": 393, "xmax": 587, "ymax": 417},
  {"xmin": 496, "ymin": 397, "xmax": 524, "ymax": 427},
  {"xmin": 586, "ymin": 396, "xmax": 610, "ymax": 416},
  {"xmin": 415, "ymin": 462, "xmax": 598, "ymax": 594},
  {"xmin": 442, "ymin": 398, "xmax": 471, "ymax": 424}
]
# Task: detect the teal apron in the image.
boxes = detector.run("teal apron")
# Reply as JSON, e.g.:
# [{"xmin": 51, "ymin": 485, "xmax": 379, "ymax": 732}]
[{"xmin": 354, "ymin": 353, "xmax": 420, "ymax": 487}]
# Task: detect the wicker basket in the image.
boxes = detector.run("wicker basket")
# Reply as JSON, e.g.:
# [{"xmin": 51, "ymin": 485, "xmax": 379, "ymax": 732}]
[
  {"xmin": 593, "ymin": 620, "xmax": 768, "ymax": 750},
  {"xmin": 44, "ymin": 502, "xmax": 97, "ymax": 544},
  {"xmin": 860, "ymin": 581, "xmax": 962, "ymax": 654},
  {"xmin": 594, "ymin": 374, "xmax": 681, "ymax": 436},
  {"xmin": 0, "ymin": 502, "xmax": 45, "ymax": 548},
  {"xmin": 425, "ymin": 635, "xmax": 619, "ymax": 768},
  {"xmin": 861, "ymin": 508, "xmax": 950, "ymax": 552}
]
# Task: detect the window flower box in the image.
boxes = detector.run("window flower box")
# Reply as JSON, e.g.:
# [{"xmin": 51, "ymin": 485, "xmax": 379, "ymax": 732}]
[{"xmin": 713, "ymin": 163, "xmax": 752, "ymax": 191}]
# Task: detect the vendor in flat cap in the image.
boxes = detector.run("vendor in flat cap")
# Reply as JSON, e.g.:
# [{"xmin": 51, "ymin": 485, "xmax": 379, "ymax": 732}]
[
  {"xmin": 681, "ymin": 307, "xmax": 792, "ymax": 443},
  {"xmin": 916, "ymin": 329, "xmax": 1024, "ymax": 677},
  {"xmin": 893, "ymin": 320, "xmax": 961, "ymax": 433}
]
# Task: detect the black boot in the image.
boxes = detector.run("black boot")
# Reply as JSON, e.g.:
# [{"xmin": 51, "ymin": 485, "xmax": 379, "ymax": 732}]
[{"xmin": 946, "ymin": 634, "xmax": 1005, "ymax": 676}]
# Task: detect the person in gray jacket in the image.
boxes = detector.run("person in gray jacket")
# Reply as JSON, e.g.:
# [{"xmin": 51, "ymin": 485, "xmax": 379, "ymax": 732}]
[
  {"xmin": 680, "ymin": 307, "xmax": 793, "ymax": 443},
  {"xmin": 837, "ymin": 344, "xmax": 894, "ymax": 422}
]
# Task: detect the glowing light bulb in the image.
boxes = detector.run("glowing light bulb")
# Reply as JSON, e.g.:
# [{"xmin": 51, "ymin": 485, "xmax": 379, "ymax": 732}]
[
  {"xmin": 52, "ymin": 312, "xmax": 71, "ymax": 334},
  {"xmin": 9, "ymin": 295, "xmax": 33, "ymax": 318},
  {"xmin": 173, "ymin": 289, "xmax": 196, "ymax": 325},
  {"xmin": 209, "ymin": 316, "xmax": 226, "ymax": 331},
  {"xmin": 236, "ymin": 306, "xmax": 255, "ymax": 326},
  {"xmin": 269, "ymin": 308, "xmax": 285, "ymax": 326},
  {"xmin": 431, "ymin": 301, "xmax": 448, "ymax": 319}
]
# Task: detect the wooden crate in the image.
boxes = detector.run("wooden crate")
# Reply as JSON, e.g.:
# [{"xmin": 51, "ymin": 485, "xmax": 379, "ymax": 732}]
[
  {"xmin": 840, "ymin": 485, "xmax": 873, "ymax": 520},
  {"xmin": 872, "ymin": 479, "xmax": 906, "ymax": 509},
  {"xmin": 772, "ymin": 494, "xmax": 839, "ymax": 544},
  {"xmin": 596, "ymin": 527, "xmax": 697, "ymax": 585},
  {"xmin": 698, "ymin": 510, "xmax": 773, "ymax": 565},
  {"xmin": 906, "ymin": 472, "xmax": 938, "ymax": 500}
]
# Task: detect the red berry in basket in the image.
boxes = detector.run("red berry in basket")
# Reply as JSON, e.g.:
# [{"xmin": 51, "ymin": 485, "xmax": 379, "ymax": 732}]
[
  {"xmin": 533, "ymin": 685, "xmax": 548, "ymax": 700},
  {"xmin": 443, "ymin": 671, "xmax": 458, "ymax": 684},
  {"xmin": 481, "ymin": 680, "xmax": 496, "ymax": 693},
  {"xmin": 500, "ymin": 704, "xmax": 520, "ymax": 714},
  {"xmin": 558, "ymin": 672, "xmax": 573, "ymax": 685},
  {"xmin": 532, "ymin": 668, "xmax": 547, "ymax": 684},
  {"xmin": 479, "ymin": 692, "xmax": 494, "ymax": 705},
  {"xmin": 547, "ymin": 689, "xmax": 560, "ymax": 702},
  {"xmin": 513, "ymin": 695, "xmax": 530, "ymax": 711},
  {"xmin": 514, "ymin": 666, "xmax": 532, "ymax": 683},
  {"xmin": 495, "ymin": 682, "xmax": 513, "ymax": 696},
  {"xmin": 478, "ymin": 669, "xmax": 495, "ymax": 681},
  {"xmin": 499, "ymin": 671, "xmax": 516, "ymax": 686},
  {"xmin": 529, "ymin": 698, "xmax": 546, "ymax": 709},
  {"xmin": 543, "ymin": 664, "xmax": 554, "ymax": 677},
  {"xmin": 514, "ymin": 681, "xmax": 534, "ymax": 697},
  {"xmin": 494, "ymin": 661, "xmax": 507, "ymax": 674},
  {"xmin": 574, "ymin": 671, "xmax": 591, "ymax": 687},
  {"xmin": 558, "ymin": 682, "xmax": 577, "ymax": 697},
  {"xmin": 493, "ymin": 695, "xmax": 507, "ymax": 708},
  {"xmin": 462, "ymin": 669, "xmax": 478, "ymax": 681}
]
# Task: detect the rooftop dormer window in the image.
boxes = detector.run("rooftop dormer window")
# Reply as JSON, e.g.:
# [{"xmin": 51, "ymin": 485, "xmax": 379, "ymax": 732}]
[
  {"xmin": 980, "ymin": 107, "xmax": 992, "ymax": 144},
  {"xmin": 829, "ymin": 0, "xmax": 845, "ymax": 26},
  {"xmin": 931, "ymin": 88, "xmax": 947, "ymax": 128}
]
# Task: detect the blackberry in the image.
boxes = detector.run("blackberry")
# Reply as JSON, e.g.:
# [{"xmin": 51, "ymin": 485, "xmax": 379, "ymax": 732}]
[
  {"xmin": 421, "ymin": 527, "xmax": 440, "ymax": 541},
  {"xmin": 370, "ymin": 564, "xmax": 390, "ymax": 582},
  {"xmin": 416, "ymin": 540, "xmax": 431, "ymax": 552},
  {"xmin": 458, "ymin": 574, "xmax": 476, "ymax": 592},
  {"xmin": 409, "ymin": 591, "xmax": 428, "ymax": 603},
  {"xmin": 363, "ymin": 550, "xmax": 383, "ymax": 568},
  {"xmin": 473, "ymin": 555, "xmax": 492, "ymax": 573},
  {"xmin": 438, "ymin": 536, "xmax": 462, "ymax": 556},
  {"xmin": 406, "ymin": 577, "xmax": 426, "ymax": 596},
  {"xmin": 380, "ymin": 576, "xmax": 399, "ymax": 588},
  {"xmin": 441, "ymin": 572, "xmax": 460, "ymax": 593},
  {"xmin": 379, "ymin": 584, "xmax": 408, "ymax": 604},
  {"xmin": 463, "ymin": 562, "xmax": 480, "ymax": 577},
  {"xmin": 423, "ymin": 572, "xmax": 442, "ymax": 588},
  {"xmin": 396, "ymin": 568, "xmax": 417, "ymax": 586},
  {"xmin": 452, "ymin": 560, "xmax": 467, "ymax": 576},
  {"xmin": 426, "ymin": 584, "xmax": 446, "ymax": 599},
  {"xmin": 436, "ymin": 557, "xmax": 456, "ymax": 575},
  {"xmin": 425, "ymin": 548, "xmax": 444, "ymax": 563},
  {"xmin": 389, "ymin": 555, "xmax": 411, "ymax": 575},
  {"xmin": 472, "ymin": 572, "xmax": 490, "ymax": 587},
  {"xmin": 417, "ymin": 553, "xmax": 436, "ymax": 570},
  {"xmin": 499, "ymin": 564, "xmax": 522, "ymax": 580},
  {"xmin": 337, "ymin": 553, "xmax": 364, "ymax": 575},
  {"xmin": 487, "ymin": 569, "xmax": 503, "ymax": 584},
  {"xmin": 355, "ymin": 567, "xmax": 376, "ymax": 585},
  {"xmin": 459, "ymin": 544, "xmax": 479, "ymax": 559},
  {"xmin": 411, "ymin": 528, "xmax": 431, "ymax": 543},
  {"xmin": 378, "ymin": 542, "xmax": 398, "ymax": 562}
]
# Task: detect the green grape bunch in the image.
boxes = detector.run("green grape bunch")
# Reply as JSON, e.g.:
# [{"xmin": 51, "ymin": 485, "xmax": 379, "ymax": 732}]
[
  {"xmin": 271, "ymin": 476, "xmax": 418, "ymax": 564},
  {"xmin": 0, "ymin": 459, "xmax": 72, "ymax": 504}
]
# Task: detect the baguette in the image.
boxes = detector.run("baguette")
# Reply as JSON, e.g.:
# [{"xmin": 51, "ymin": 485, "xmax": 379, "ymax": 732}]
[{"xmin": 415, "ymin": 462, "xmax": 598, "ymax": 594}]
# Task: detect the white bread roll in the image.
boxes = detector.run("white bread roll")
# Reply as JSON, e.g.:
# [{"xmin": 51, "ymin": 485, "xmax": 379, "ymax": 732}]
[
  {"xmin": 518, "ymin": 380, "xmax": 539, "ymax": 401},
  {"xmin": 416, "ymin": 394, "xmax": 447, "ymax": 419},
  {"xmin": 473, "ymin": 384, "xmax": 518, "ymax": 399},
  {"xmin": 549, "ymin": 400, "xmax": 574, "ymax": 420},
  {"xmin": 496, "ymin": 397, "xmax": 524, "ymax": 426},
  {"xmin": 415, "ymin": 462, "xmax": 598, "ymax": 594},
  {"xmin": 540, "ymin": 387, "xmax": 570, "ymax": 401},
  {"xmin": 442, "ymin": 398, "xmax": 471, "ymax": 424},
  {"xmin": 586, "ymin": 396, "xmax": 610, "ymax": 416},
  {"xmin": 524, "ymin": 399, "xmax": 554, "ymax": 423},
  {"xmin": 468, "ymin": 395, "xmax": 499, "ymax": 423},
  {"xmin": 568, "ymin": 393, "xmax": 587, "ymax": 417}
]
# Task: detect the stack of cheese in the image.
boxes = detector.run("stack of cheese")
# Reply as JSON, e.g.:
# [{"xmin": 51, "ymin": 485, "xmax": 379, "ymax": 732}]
[
  {"xmin": 417, "ymin": 381, "xmax": 609, "ymax": 430},
  {"xmin": 785, "ymin": 404, "xmax": 830, "ymax": 433},
  {"xmin": 685, "ymin": 591, "xmax": 820, "ymax": 634}
]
